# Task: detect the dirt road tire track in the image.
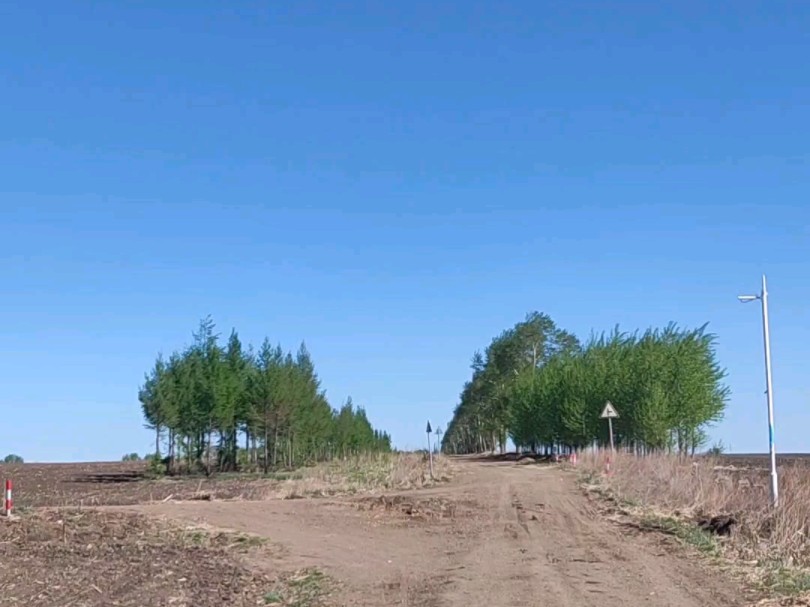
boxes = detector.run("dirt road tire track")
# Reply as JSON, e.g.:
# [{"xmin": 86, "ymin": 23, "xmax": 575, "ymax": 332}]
[{"xmin": 125, "ymin": 459, "xmax": 748, "ymax": 606}]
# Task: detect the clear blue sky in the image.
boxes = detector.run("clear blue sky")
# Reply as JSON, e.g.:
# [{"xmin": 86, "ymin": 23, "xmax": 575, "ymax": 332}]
[{"xmin": 1, "ymin": 2, "xmax": 808, "ymax": 461}]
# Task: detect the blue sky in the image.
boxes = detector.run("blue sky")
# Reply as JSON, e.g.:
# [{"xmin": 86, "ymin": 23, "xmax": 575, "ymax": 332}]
[{"xmin": 1, "ymin": 1, "xmax": 808, "ymax": 461}]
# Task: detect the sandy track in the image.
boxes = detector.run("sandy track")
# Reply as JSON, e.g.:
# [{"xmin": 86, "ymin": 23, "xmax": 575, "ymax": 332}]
[{"xmin": 127, "ymin": 460, "xmax": 747, "ymax": 606}]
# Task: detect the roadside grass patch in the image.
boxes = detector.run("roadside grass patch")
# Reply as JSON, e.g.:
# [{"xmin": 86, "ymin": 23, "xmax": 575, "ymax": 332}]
[
  {"xmin": 267, "ymin": 471, "xmax": 306, "ymax": 482},
  {"xmin": 264, "ymin": 569, "xmax": 332, "ymax": 607},
  {"xmin": 229, "ymin": 532, "xmax": 265, "ymax": 549},
  {"xmin": 638, "ymin": 514, "xmax": 720, "ymax": 557},
  {"xmin": 272, "ymin": 452, "xmax": 454, "ymax": 499},
  {"xmin": 579, "ymin": 450, "xmax": 810, "ymax": 602},
  {"xmin": 759, "ymin": 565, "xmax": 810, "ymax": 596},
  {"xmin": 180, "ymin": 527, "xmax": 266, "ymax": 552}
]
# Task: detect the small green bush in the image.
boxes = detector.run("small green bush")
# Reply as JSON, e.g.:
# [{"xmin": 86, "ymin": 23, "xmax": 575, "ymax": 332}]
[{"xmin": 145, "ymin": 454, "xmax": 167, "ymax": 477}]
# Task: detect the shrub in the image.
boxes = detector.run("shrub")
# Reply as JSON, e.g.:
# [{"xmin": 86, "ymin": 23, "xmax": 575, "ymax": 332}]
[
  {"xmin": 706, "ymin": 441, "xmax": 726, "ymax": 456},
  {"xmin": 145, "ymin": 453, "xmax": 167, "ymax": 477}
]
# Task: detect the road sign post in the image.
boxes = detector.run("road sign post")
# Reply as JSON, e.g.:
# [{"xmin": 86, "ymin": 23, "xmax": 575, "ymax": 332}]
[
  {"xmin": 600, "ymin": 401, "xmax": 619, "ymax": 453},
  {"xmin": 426, "ymin": 421, "xmax": 434, "ymax": 480}
]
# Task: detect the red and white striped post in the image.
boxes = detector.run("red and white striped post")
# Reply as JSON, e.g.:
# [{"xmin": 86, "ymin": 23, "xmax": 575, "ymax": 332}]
[{"xmin": 3, "ymin": 480, "xmax": 12, "ymax": 516}]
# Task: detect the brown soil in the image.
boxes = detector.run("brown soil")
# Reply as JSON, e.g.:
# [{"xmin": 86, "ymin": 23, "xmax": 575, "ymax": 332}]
[
  {"xmin": 0, "ymin": 461, "xmax": 277, "ymax": 508},
  {"xmin": 0, "ymin": 509, "xmax": 274, "ymax": 606},
  {"xmin": 115, "ymin": 459, "xmax": 751, "ymax": 606}
]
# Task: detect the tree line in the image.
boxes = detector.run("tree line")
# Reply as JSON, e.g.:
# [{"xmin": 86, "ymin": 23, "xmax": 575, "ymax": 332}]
[
  {"xmin": 139, "ymin": 317, "xmax": 391, "ymax": 474},
  {"xmin": 441, "ymin": 312, "xmax": 728, "ymax": 456}
]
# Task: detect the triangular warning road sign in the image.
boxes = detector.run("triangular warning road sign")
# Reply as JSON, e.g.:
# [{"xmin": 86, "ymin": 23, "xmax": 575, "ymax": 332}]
[
  {"xmin": 426, "ymin": 421, "xmax": 432, "ymax": 434},
  {"xmin": 600, "ymin": 402, "xmax": 619, "ymax": 419}
]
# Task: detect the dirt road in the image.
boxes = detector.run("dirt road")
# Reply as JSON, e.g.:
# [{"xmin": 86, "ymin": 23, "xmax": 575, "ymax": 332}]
[{"xmin": 130, "ymin": 459, "xmax": 747, "ymax": 606}]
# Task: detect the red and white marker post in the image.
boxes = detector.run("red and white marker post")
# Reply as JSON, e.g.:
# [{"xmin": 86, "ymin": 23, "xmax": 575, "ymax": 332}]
[{"xmin": 3, "ymin": 480, "xmax": 12, "ymax": 516}]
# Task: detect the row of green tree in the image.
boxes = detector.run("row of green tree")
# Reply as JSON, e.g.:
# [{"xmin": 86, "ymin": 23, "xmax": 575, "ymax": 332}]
[
  {"xmin": 139, "ymin": 317, "xmax": 391, "ymax": 474},
  {"xmin": 441, "ymin": 312, "xmax": 728, "ymax": 455}
]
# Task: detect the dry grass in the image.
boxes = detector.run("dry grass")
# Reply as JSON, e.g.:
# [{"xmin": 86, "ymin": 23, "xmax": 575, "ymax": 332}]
[
  {"xmin": 270, "ymin": 452, "xmax": 454, "ymax": 499},
  {"xmin": 3, "ymin": 453, "xmax": 453, "ymax": 508},
  {"xmin": 579, "ymin": 450, "xmax": 810, "ymax": 594}
]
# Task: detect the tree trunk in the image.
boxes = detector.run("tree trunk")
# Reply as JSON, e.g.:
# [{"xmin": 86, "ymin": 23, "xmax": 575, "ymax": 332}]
[
  {"xmin": 217, "ymin": 432, "xmax": 226, "ymax": 471},
  {"xmin": 244, "ymin": 428, "xmax": 250, "ymax": 469},
  {"xmin": 207, "ymin": 430, "xmax": 213, "ymax": 476},
  {"xmin": 186, "ymin": 436, "xmax": 192, "ymax": 472},
  {"xmin": 231, "ymin": 429, "xmax": 238, "ymax": 471},
  {"xmin": 273, "ymin": 426, "xmax": 279, "ymax": 467},
  {"xmin": 263, "ymin": 423, "xmax": 269, "ymax": 474},
  {"xmin": 168, "ymin": 430, "xmax": 175, "ymax": 474}
]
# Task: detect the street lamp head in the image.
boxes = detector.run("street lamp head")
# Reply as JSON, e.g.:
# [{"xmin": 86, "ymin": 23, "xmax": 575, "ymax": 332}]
[{"xmin": 738, "ymin": 295, "xmax": 759, "ymax": 303}]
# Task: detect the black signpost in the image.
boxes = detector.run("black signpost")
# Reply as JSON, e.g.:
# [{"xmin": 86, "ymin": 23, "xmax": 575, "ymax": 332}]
[{"xmin": 426, "ymin": 421, "xmax": 434, "ymax": 479}]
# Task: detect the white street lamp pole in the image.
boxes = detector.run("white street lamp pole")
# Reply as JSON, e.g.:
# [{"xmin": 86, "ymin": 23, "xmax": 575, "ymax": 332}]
[{"xmin": 738, "ymin": 274, "xmax": 778, "ymax": 507}]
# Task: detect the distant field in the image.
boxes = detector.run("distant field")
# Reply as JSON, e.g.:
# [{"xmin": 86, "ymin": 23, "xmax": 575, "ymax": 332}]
[
  {"xmin": 1, "ymin": 453, "xmax": 807, "ymax": 509},
  {"xmin": 0, "ymin": 453, "xmax": 447, "ymax": 509},
  {"xmin": 0, "ymin": 461, "xmax": 278, "ymax": 508},
  {"xmin": 721, "ymin": 453, "xmax": 810, "ymax": 458},
  {"xmin": 716, "ymin": 453, "xmax": 810, "ymax": 467}
]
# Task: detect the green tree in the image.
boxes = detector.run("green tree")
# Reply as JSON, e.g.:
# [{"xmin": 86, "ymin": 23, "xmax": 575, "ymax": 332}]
[
  {"xmin": 215, "ymin": 330, "xmax": 249, "ymax": 471},
  {"xmin": 443, "ymin": 312, "xmax": 580, "ymax": 453},
  {"xmin": 138, "ymin": 318, "xmax": 394, "ymax": 475},
  {"xmin": 443, "ymin": 313, "xmax": 728, "ymax": 457}
]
